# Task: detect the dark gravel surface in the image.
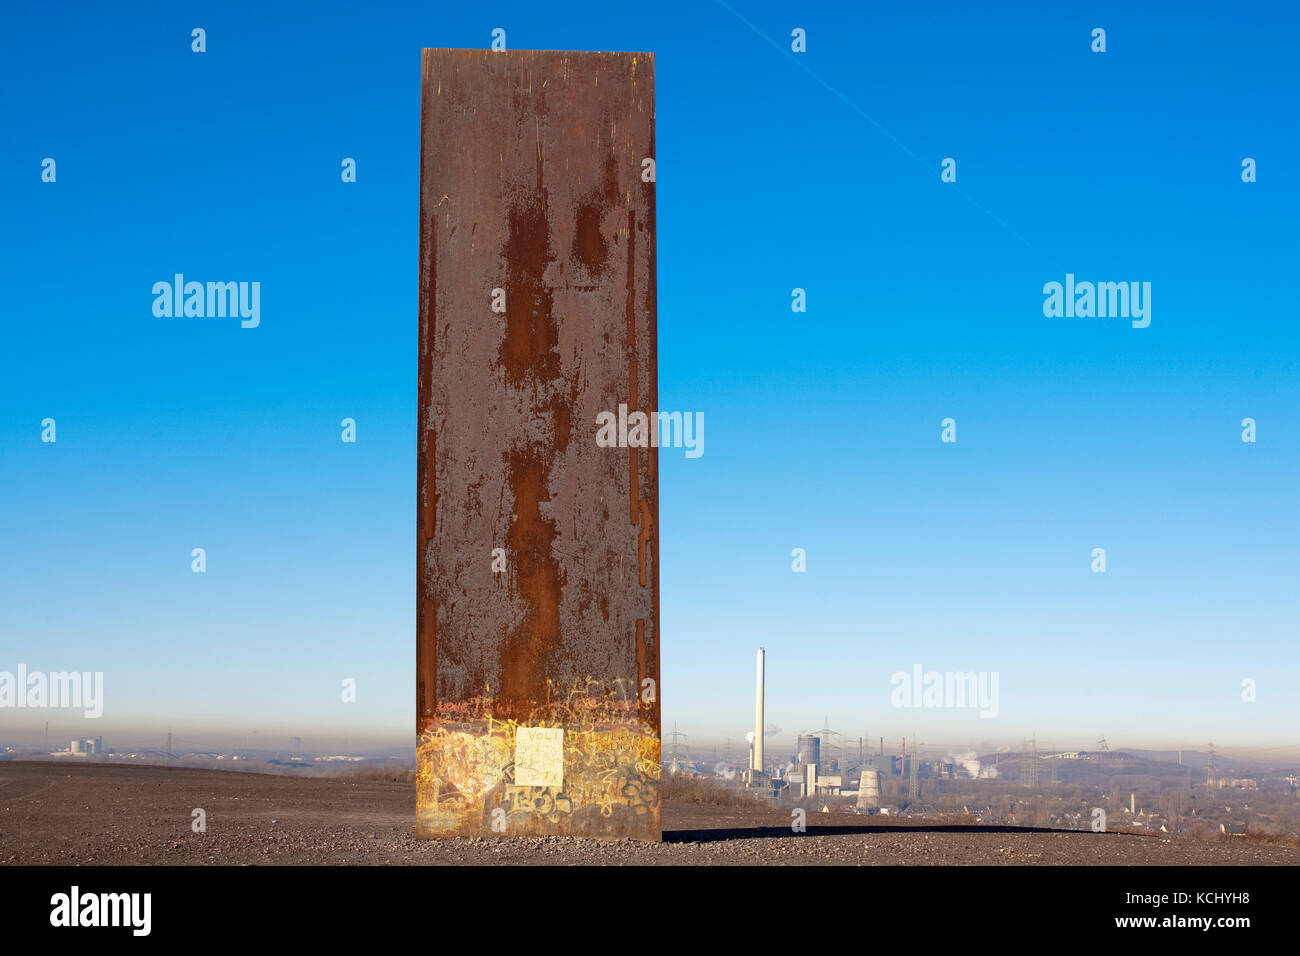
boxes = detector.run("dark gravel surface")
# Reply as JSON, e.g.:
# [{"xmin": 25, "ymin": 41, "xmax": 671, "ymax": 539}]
[{"xmin": 2, "ymin": 761, "xmax": 1294, "ymax": 865}]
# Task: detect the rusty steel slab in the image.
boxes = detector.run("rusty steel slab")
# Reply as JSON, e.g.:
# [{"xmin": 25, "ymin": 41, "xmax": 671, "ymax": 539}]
[{"xmin": 416, "ymin": 49, "xmax": 660, "ymax": 840}]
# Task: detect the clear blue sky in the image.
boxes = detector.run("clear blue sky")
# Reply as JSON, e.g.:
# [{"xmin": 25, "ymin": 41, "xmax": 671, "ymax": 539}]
[{"xmin": 1, "ymin": 0, "xmax": 1297, "ymax": 756}]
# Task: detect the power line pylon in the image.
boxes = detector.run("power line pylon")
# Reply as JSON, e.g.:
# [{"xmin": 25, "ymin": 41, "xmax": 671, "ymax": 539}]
[
  {"xmin": 1022, "ymin": 735, "xmax": 1038, "ymax": 788},
  {"xmin": 667, "ymin": 722, "xmax": 687, "ymax": 774},
  {"xmin": 818, "ymin": 715, "xmax": 841, "ymax": 775},
  {"xmin": 908, "ymin": 735, "xmax": 919, "ymax": 802}
]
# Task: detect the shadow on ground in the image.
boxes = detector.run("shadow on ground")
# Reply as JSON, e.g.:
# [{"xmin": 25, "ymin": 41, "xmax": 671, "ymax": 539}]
[{"xmin": 664, "ymin": 823, "xmax": 1099, "ymax": 843}]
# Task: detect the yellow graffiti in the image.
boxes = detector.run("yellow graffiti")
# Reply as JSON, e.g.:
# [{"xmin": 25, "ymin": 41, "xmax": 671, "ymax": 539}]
[{"xmin": 417, "ymin": 675, "xmax": 661, "ymax": 833}]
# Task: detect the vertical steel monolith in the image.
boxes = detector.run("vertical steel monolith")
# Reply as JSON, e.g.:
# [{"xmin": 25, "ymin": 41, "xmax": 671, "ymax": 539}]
[{"xmin": 417, "ymin": 49, "xmax": 660, "ymax": 840}]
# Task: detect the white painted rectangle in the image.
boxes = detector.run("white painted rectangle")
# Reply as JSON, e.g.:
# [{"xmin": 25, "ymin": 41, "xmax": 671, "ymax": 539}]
[{"xmin": 515, "ymin": 726, "xmax": 565, "ymax": 787}]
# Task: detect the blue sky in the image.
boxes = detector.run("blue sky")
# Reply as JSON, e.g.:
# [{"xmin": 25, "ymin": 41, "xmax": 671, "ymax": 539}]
[{"xmin": 1, "ymin": 1, "xmax": 1297, "ymax": 756}]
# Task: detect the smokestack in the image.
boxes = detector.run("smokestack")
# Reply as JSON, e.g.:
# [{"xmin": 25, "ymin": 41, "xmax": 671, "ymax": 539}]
[{"xmin": 753, "ymin": 647, "xmax": 765, "ymax": 773}]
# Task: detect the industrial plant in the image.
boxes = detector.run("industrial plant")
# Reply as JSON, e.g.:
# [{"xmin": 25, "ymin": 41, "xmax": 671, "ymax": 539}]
[
  {"xmin": 726, "ymin": 647, "xmax": 930, "ymax": 810},
  {"xmin": 657, "ymin": 648, "xmax": 1300, "ymax": 837}
]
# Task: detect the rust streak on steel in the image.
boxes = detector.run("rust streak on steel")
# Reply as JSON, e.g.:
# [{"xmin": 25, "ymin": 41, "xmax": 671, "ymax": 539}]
[
  {"xmin": 415, "ymin": 76, "xmax": 439, "ymax": 733},
  {"xmin": 416, "ymin": 49, "xmax": 660, "ymax": 840}
]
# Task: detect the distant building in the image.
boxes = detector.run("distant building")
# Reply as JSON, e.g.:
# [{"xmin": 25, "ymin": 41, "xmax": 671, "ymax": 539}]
[
  {"xmin": 861, "ymin": 753, "xmax": 896, "ymax": 776},
  {"xmin": 796, "ymin": 735, "xmax": 820, "ymax": 771},
  {"xmin": 857, "ymin": 770, "xmax": 881, "ymax": 810},
  {"xmin": 815, "ymin": 774, "xmax": 843, "ymax": 797}
]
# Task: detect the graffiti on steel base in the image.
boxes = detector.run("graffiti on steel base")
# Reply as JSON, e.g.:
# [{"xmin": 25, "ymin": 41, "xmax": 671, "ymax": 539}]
[{"xmin": 416, "ymin": 676, "xmax": 660, "ymax": 836}]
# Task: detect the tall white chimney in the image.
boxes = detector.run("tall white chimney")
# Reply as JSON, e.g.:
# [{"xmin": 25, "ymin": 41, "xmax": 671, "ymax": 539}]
[{"xmin": 753, "ymin": 647, "xmax": 765, "ymax": 773}]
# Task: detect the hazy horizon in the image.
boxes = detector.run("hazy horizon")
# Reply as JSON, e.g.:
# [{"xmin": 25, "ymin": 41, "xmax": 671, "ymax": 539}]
[{"xmin": 5, "ymin": 718, "xmax": 1299, "ymax": 769}]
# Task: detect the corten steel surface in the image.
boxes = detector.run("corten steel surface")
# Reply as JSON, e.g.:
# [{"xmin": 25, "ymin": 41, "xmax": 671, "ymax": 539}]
[{"xmin": 416, "ymin": 49, "xmax": 660, "ymax": 840}]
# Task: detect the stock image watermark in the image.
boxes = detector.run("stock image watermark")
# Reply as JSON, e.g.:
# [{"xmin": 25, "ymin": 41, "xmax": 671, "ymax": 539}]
[
  {"xmin": 890, "ymin": 664, "xmax": 999, "ymax": 718},
  {"xmin": 1043, "ymin": 274, "xmax": 1151, "ymax": 328},
  {"xmin": 595, "ymin": 403, "xmax": 703, "ymax": 458},
  {"xmin": 152, "ymin": 275, "xmax": 261, "ymax": 328},
  {"xmin": 50, "ymin": 887, "xmax": 151, "ymax": 936},
  {"xmin": 0, "ymin": 665, "xmax": 103, "ymax": 718}
]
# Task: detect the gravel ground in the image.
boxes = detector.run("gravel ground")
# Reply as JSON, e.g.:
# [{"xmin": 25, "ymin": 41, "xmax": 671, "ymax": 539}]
[{"xmin": 2, "ymin": 761, "xmax": 1294, "ymax": 865}]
